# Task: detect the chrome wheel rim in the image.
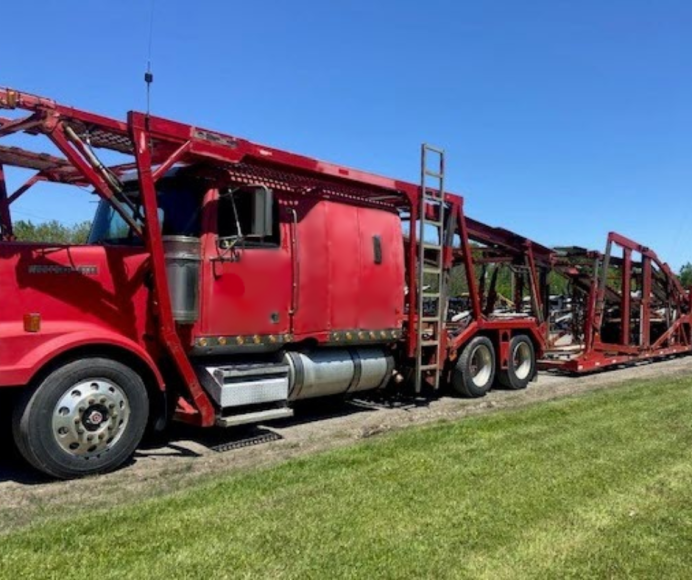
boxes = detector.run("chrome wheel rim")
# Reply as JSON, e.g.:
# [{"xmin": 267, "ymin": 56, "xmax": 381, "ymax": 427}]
[
  {"xmin": 52, "ymin": 379, "xmax": 130, "ymax": 459},
  {"xmin": 470, "ymin": 345, "xmax": 493, "ymax": 387},
  {"xmin": 513, "ymin": 342, "xmax": 532, "ymax": 380}
]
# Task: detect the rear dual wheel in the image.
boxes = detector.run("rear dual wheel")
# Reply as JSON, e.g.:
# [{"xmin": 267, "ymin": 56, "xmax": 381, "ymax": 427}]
[
  {"xmin": 451, "ymin": 334, "xmax": 536, "ymax": 397},
  {"xmin": 12, "ymin": 358, "xmax": 149, "ymax": 479},
  {"xmin": 498, "ymin": 335, "xmax": 535, "ymax": 390},
  {"xmin": 452, "ymin": 336, "xmax": 496, "ymax": 398}
]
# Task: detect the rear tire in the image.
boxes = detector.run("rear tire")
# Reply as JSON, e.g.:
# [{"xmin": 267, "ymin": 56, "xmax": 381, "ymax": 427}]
[
  {"xmin": 497, "ymin": 335, "xmax": 535, "ymax": 390},
  {"xmin": 12, "ymin": 358, "xmax": 149, "ymax": 479},
  {"xmin": 452, "ymin": 336, "xmax": 496, "ymax": 398}
]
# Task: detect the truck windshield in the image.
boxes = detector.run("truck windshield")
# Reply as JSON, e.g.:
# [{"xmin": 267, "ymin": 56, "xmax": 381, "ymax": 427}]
[{"xmin": 88, "ymin": 181, "xmax": 203, "ymax": 245}]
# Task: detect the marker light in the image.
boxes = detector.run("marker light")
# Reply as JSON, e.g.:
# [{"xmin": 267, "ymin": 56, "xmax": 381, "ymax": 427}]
[{"xmin": 23, "ymin": 313, "xmax": 41, "ymax": 333}]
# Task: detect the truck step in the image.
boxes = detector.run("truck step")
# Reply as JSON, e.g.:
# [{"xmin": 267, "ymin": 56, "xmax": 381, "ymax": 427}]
[
  {"xmin": 198, "ymin": 362, "xmax": 290, "ymax": 409},
  {"xmin": 215, "ymin": 407, "xmax": 294, "ymax": 428}
]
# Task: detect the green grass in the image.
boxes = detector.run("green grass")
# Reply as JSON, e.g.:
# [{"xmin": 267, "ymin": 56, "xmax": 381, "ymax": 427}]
[{"xmin": 3, "ymin": 376, "xmax": 692, "ymax": 579}]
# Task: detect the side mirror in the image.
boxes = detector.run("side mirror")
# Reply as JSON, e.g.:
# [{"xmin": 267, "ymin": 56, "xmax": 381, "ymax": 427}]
[{"xmin": 251, "ymin": 187, "xmax": 273, "ymax": 238}]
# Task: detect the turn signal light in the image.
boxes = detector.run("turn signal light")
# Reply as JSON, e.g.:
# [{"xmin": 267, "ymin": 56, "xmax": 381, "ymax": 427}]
[{"xmin": 24, "ymin": 313, "xmax": 41, "ymax": 333}]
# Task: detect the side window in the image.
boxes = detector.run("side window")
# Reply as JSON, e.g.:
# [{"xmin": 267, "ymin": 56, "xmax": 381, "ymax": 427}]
[
  {"xmin": 218, "ymin": 188, "xmax": 281, "ymax": 247},
  {"xmin": 158, "ymin": 184, "xmax": 202, "ymax": 237}
]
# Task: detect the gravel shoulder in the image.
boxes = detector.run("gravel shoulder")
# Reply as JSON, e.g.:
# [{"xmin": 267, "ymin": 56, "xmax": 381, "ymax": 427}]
[{"xmin": 1, "ymin": 356, "xmax": 691, "ymax": 531}]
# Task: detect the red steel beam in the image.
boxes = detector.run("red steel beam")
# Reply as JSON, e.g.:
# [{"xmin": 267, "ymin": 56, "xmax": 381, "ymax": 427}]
[
  {"xmin": 652, "ymin": 317, "xmax": 688, "ymax": 351},
  {"xmin": 48, "ymin": 122, "xmax": 142, "ymax": 237},
  {"xmin": 584, "ymin": 257, "xmax": 600, "ymax": 352},
  {"xmin": 609, "ymin": 231, "xmax": 686, "ymax": 298},
  {"xmin": 641, "ymin": 255, "xmax": 652, "ymax": 348},
  {"xmin": 621, "ymin": 247, "xmax": 632, "ymax": 346},
  {"xmin": 152, "ymin": 141, "xmax": 191, "ymax": 183},
  {"xmin": 458, "ymin": 201, "xmax": 482, "ymax": 320},
  {"xmin": 129, "ymin": 111, "xmax": 216, "ymax": 427},
  {"xmin": 8, "ymin": 174, "xmax": 43, "ymax": 205},
  {"xmin": 525, "ymin": 243, "xmax": 545, "ymax": 324},
  {"xmin": 0, "ymin": 112, "xmax": 44, "ymax": 137},
  {"xmin": 0, "ymin": 164, "xmax": 12, "ymax": 239},
  {"xmin": 405, "ymin": 198, "xmax": 419, "ymax": 358},
  {"xmin": 465, "ymin": 216, "xmax": 554, "ymax": 267}
]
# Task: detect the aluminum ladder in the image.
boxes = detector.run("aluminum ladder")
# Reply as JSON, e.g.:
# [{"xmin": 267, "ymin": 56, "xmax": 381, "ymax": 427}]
[{"xmin": 415, "ymin": 144, "xmax": 447, "ymax": 393}]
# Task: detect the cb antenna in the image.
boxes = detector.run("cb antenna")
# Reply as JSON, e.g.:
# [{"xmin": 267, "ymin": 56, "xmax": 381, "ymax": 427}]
[{"xmin": 144, "ymin": 0, "xmax": 156, "ymax": 119}]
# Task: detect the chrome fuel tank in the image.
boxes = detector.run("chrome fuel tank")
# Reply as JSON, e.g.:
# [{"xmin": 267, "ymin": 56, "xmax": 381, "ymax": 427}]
[{"xmin": 285, "ymin": 348, "xmax": 393, "ymax": 401}]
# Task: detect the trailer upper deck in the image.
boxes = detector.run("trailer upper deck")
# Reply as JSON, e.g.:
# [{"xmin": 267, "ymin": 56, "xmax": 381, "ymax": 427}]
[{"xmin": 0, "ymin": 86, "xmax": 449, "ymax": 213}]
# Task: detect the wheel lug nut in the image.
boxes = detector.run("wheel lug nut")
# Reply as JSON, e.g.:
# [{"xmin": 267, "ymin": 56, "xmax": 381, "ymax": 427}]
[
  {"xmin": 98, "ymin": 433, "xmax": 105, "ymax": 440},
  {"xmin": 99, "ymin": 397, "xmax": 106, "ymax": 404},
  {"xmin": 77, "ymin": 429, "xmax": 85, "ymax": 435},
  {"xmin": 88, "ymin": 398, "xmax": 95, "ymax": 405},
  {"xmin": 108, "ymin": 403, "xmax": 115, "ymax": 409},
  {"xmin": 87, "ymin": 435, "xmax": 94, "ymax": 442},
  {"xmin": 74, "ymin": 417, "xmax": 81, "ymax": 424},
  {"xmin": 78, "ymin": 407, "xmax": 85, "ymax": 413}
]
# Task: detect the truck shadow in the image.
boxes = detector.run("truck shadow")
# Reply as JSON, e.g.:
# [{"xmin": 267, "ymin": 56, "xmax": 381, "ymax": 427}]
[
  {"xmin": 142, "ymin": 396, "xmax": 386, "ymax": 455},
  {"xmin": 0, "ymin": 443, "xmax": 48, "ymax": 485},
  {"xmin": 0, "ymin": 395, "xmax": 433, "ymax": 484},
  {"xmin": 148, "ymin": 393, "xmax": 431, "ymax": 454}
]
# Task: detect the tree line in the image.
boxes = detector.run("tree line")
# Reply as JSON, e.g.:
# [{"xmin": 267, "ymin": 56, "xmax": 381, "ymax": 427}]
[
  {"xmin": 681, "ymin": 263, "xmax": 692, "ymax": 288},
  {"xmin": 11, "ymin": 220, "xmax": 92, "ymax": 244}
]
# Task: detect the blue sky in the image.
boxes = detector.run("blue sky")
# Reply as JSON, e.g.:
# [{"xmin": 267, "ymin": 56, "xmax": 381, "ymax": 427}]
[{"xmin": 2, "ymin": 0, "xmax": 691, "ymax": 268}]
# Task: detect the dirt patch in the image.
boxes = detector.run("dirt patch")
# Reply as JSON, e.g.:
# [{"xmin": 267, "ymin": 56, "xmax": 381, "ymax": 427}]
[{"xmin": 1, "ymin": 356, "xmax": 691, "ymax": 531}]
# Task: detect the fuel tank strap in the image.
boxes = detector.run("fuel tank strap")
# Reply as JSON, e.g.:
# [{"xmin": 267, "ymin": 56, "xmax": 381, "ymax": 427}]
[{"xmin": 345, "ymin": 348, "xmax": 363, "ymax": 393}]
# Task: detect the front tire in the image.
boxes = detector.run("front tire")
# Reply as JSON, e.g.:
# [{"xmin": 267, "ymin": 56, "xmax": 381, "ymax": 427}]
[
  {"xmin": 12, "ymin": 358, "xmax": 149, "ymax": 479},
  {"xmin": 452, "ymin": 336, "xmax": 496, "ymax": 398}
]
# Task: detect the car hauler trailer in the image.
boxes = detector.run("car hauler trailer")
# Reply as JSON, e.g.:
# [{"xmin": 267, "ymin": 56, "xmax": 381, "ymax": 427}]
[
  {"xmin": 0, "ymin": 87, "xmax": 549, "ymax": 478},
  {"xmin": 540, "ymin": 232, "xmax": 692, "ymax": 373}
]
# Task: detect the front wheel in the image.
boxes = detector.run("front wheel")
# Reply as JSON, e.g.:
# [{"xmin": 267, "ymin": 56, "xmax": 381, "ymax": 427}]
[
  {"xmin": 451, "ymin": 336, "xmax": 496, "ymax": 398},
  {"xmin": 497, "ymin": 335, "xmax": 536, "ymax": 390},
  {"xmin": 13, "ymin": 358, "xmax": 149, "ymax": 479}
]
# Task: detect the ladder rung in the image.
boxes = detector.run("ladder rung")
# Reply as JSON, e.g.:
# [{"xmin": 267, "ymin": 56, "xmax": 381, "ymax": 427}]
[
  {"xmin": 424, "ymin": 193, "xmax": 443, "ymax": 201},
  {"xmin": 421, "ymin": 341, "xmax": 440, "ymax": 347},
  {"xmin": 424, "ymin": 220, "xmax": 443, "ymax": 227},
  {"xmin": 421, "ymin": 316, "xmax": 442, "ymax": 322},
  {"xmin": 422, "ymin": 243, "xmax": 442, "ymax": 251},
  {"xmin": 422, "ymin": 292, "xmax": 441, "ymax": 298},
  {"xmin": 423, "ymin": 144, "xmax": 444, "ymax": 154},
  {"xmin": 422, "ymin": 266, "xmax": 442, "ymax": 274},
  {"xmin": 419, "ymin": 364, "xmax": 440, "ymax": 371},
  {"xmin": 424, "ymin": 170, "xmax": 443, "ymax": 178}
]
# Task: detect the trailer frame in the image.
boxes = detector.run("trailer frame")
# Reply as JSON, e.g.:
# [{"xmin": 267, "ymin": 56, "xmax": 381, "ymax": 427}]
[{"xmin": 541, "ymin": 232, "xmax": 692, "ymax": 373}]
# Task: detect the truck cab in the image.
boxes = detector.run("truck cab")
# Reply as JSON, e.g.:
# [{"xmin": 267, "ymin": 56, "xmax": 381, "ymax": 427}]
[{"xmin": 88, "ymin": 168, "xmax": 405, "ymax": 351}]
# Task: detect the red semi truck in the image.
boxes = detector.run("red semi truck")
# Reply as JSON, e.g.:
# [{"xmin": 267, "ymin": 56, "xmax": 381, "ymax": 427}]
[{"xmin": 0, "ymin": 88, "xmax": 550, "ymax": 478}]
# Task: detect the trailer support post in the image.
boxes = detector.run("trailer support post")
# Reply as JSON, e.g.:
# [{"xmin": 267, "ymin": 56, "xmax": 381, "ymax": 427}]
[
  {"xmin": 128, "ymin": 112, "xmax": 216, "ymax": 427},
  {"xmin": 641, "ymin": 255, "xmax": 652, "ymax": 348},
  {"xmin": 621, "ymin": 247, "xmax": 631, "ymax": 346},
  {"xmin": 0, "ymin": 164, "xmax": 11, "ymax": 239}
]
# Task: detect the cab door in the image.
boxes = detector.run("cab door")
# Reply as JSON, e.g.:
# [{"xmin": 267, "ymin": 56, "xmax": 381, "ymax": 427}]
[{"xmin": 199, "ymin": 187, "xmax": 292, "ymax": 341}]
